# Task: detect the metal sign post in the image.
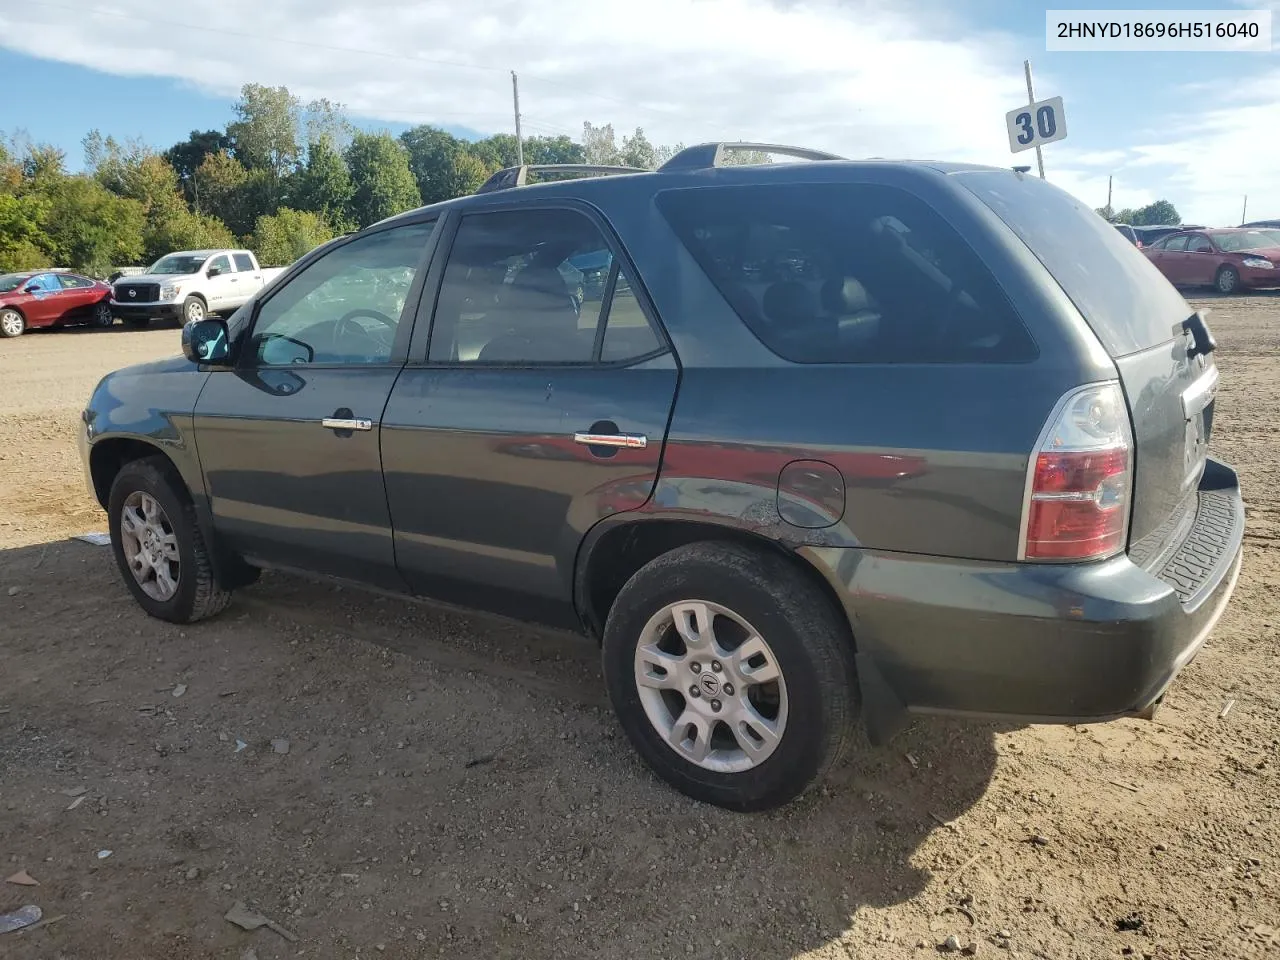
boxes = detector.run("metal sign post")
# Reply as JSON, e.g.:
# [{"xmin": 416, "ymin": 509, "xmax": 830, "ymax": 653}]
[{"xmin": 1024, "ymin": 59, "xmax": 1045, "ymax": 179}]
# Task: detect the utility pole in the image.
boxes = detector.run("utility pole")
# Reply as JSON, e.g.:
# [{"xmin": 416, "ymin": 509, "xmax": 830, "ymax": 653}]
[
  {"xmin": 1242, "ymin": 194, "xmax": 1248, "ymax": 225},
  {"xmin": 511, "ymin": 71, "xmax": 524, "ymax": 167},
  {"xmin": 1024, "ymin": 59, "xmax": 1045, "ymax": 179},
  {"xmin": 1107, "ymin": 175, "xmax": 1113, "ymax": 216}
]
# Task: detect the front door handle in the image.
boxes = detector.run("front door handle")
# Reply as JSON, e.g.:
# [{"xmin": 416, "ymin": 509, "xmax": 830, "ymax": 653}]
[
  {"xmin": 323, "ymin": 417, "xmax": 373, "ymax": 431},
  {"xmin": 573, "ymin": 431, "xmax": 647, "ymax": 449}
]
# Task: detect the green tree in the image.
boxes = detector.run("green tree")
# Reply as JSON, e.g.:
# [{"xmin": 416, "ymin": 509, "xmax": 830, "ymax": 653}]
[
  {"xmin": 302, "ymin": 98, "xmax": 354, "ymax": 153},
  {"xmin": 449, "ymin": 152, "xmax": 490, "ymax": 198},
  {"xmin": 1132, "ymin": 199, "xmax": 1181, "ymax": 226},
  {"xmin": 582, "ymin": 122, "xmax": 621, "ymax": 165},
  {"xmin": 194, "ymin": 151, "xmax": 255, "ymax": 235},
  {"xmin": 249, "ymin": 207, "xmax": 335, "ymax": 266},
  {"xmin": 42, "ymin": 176, "xmax": 145, "ymax": 275},
  {"xmin": 620, "ymin": 128, "xmax": 657, "ymax": 170},
  {"xmin": 0, "ymin": 192, "xmax": 50, "ymax": 272},
  {"xmin": 468, "ymin": 133, "xmax": 520, "ymax": 170},
  {"xmin": 227, "ymin": 83, "xmax": 302, "ymax": 180},
  {"xmin": 345, "ymin": 132, "xmax": 420, "ymax": 228},
  {"xmin": 163, "ymin": 129, "xmax": 233, "ymax": 202},
  {"xmin": 147, "ymin": 209, "xmax": 236, "ymax": 260},
  {"xmin": 401, "ymin": 125, "xmax": 468, "ymax": 205},
  {"xmin": 523, "ymin": 135, "xmax": 585, "ymax": 165},
  {"xmin": 293, "ymin": 137, "xmax": 354, "ymax": 230}
]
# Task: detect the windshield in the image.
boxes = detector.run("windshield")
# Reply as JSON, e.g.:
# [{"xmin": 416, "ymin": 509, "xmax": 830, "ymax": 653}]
[
  {"xmin": 1216, "ymin": 231, "xmax": 1277, "ymax": 253},
  {"xmin": 147, "ymin": 254, "xmax": 210, "ymax": 275},
  {"xmin": 0, "ymin": 274, "xmax": 31, "ymax": 293}
]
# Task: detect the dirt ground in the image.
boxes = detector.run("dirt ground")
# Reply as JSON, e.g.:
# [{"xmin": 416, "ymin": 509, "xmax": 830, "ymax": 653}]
[{"xmin": 1, "ymin": 302, "xmax": 1278, "ymax": 960}]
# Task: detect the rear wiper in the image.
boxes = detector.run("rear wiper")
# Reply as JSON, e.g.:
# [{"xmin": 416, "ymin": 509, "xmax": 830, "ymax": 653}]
[{"xmin": 1182, "ymin": 310, "xmax": 1217, "ymax": 359}]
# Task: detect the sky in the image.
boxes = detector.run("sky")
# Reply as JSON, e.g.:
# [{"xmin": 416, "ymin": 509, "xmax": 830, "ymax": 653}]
[{"xmin": 1, "ymin": 0, "xmax": 1278, "ymax": 226}]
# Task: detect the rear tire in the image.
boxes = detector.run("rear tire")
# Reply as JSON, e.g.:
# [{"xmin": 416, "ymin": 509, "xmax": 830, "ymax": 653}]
[
  {"xmin": 1215, "ymin": 265, "xmax": 1240, "ymax": 294},
  {"xmin": 108, "ymin": 457, "xmax": 233, "ymax": 624},
  {"xmin": 601, "ymin": 542, "xmax": 857, "ymax": 811},
  {"xmin": 0, "ymin": 308, "xmax": 25, "ymax": 338},
  {"xmin": 92, "ymin": 302, "xmax": 114, "ymax": 328}
]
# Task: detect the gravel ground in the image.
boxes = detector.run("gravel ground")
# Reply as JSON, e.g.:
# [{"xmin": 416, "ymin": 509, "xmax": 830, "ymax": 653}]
[{"xmin": 1, "ymin": 300, "xmax": 1278, "ymax": 960}]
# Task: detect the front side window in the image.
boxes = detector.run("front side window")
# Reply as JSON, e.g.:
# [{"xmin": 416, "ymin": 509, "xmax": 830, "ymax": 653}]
[
  {"xmin": 1188, "ymin": 235, "xmax": 1214, "ymax": 254},
  {"xmin": 656, "ymin": 182, "xmax": 1036, "ymax": 364},
  {"xmin": 428, "ymin": 208, "xmax": 663, "ymax": 365},
  {"xmin": 208, "ymin": 254, "xmax": 232, "ymax": 276},
  {"xmin": 248, "ymin": 221, "xmax": 435, "ymax": 366},
  {"xmin": 1164, "ymin": 235, "xmax": 1190, "ymax": 252}
]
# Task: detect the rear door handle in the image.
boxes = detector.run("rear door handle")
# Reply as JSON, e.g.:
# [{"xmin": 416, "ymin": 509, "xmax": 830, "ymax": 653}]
[
  {"xmin": 322, "ymin": 417, "xmax": 372, "ymax": 431},
  {"xmin": 573, "ymin": 431, "xmax": 647, "ymax": 449}
]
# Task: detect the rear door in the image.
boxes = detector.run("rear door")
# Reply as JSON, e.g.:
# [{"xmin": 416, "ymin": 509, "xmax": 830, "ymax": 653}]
[
  {"xmin": 1161, "ymin": 234, "xmax": 1192, "ymax": 284},
  {"xmin": 55, "ymin": 273, "xmax": 101, "ymax": 320},
  {"xmin": 1184, "ymin": 233, "xmax": 1217, "ymax": 285},
  {"xmin": 959, "ymin": 172, "xmax": 1217, "ymax": 566},
  {"xmin": 230, "ymin": 252, "xmax": 264, "ymax": 307},
  {"xmin": 382, "ymin": 204, "xmax": 678, "ymax": 627}
]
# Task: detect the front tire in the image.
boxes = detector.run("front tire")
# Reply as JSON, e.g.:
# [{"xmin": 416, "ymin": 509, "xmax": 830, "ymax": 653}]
[
  {"xmin": 108, "ymin": 457, "xmax": 233, "ymax": 624},
  {"xmin": 0, "ymin": 308, "xmax": 25, "ymax": 338},
  {"xmin": 1215, "ymin": 265, "xmax": 1240, "ymax": 294},
  {"xmin": 182, "ymin": 296, "xmax": 207, "ymax": 325},
  {"xmin": 601, "ymin": 542, "xmax": 857, "ymax": 811}
]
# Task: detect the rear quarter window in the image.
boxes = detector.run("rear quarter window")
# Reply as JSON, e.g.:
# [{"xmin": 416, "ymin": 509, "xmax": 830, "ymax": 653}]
[
  {"xmin": 956, "ymin": 171, "xmax": 1190, "ymax": 356},
  {"xmin": 655, "ymin": 182, "xmax": 1037, "ymax": 364}
]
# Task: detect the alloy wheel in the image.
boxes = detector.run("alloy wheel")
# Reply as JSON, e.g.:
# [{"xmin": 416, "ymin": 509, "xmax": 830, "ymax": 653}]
[
  {"xmin": 633, "ymin": 599, "xmax": 789, "ymax": 773},
  {"xmin": 119, "ymin": 491, "xmax": 181, "ymax": 601}
]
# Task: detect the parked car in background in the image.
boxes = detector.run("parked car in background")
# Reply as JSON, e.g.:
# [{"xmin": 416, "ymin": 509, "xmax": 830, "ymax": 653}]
[
  {"xmin": 0, "ymin": 271, "xmax": 114, "ymax": 338},
  {"xmin": 80, "ymin": 145, "xmax": 1242, "ymax": 811},
  {"xmin": 1112, "ymin": 223, "xmax": 1141, "ymax": 246},
  {"xmin": 111, "ymin": 249, "xmax": 286, "ymax": 327},
  {"xmin": 1241, "ymin": 219, "xmax": 1280, "ymax": 230},
  {"xmin": 1132, "ymin": 224, "xmax": 1206, "ymax": 247},
  {"xmin": 1143, "ymin": 227, "xmax": 1280, "ymax": 293}
]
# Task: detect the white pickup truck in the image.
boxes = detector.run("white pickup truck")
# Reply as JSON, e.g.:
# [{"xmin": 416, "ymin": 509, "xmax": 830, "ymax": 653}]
[{"xmin": 111, "ymin": 249, "xmax": 286, "ymax": 327}]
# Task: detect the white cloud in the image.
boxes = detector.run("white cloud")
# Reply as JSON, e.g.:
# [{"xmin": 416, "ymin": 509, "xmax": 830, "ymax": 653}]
[{"xmin": 2, "ymin": 0, "xmax": 1028, "ymax": 162}]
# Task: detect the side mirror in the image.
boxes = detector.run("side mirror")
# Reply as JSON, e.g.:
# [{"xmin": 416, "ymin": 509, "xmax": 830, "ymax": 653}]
[
  {"xmin": 182, "ymin": 317, "xmax": 231, "ymax": 364},
  {"xmin": 22, "ymin": 283, "xmax": 39, "ymax": 294},
  {"xmin": 207, "ymin": 265, "xmax": 223, "ymax": 278}
]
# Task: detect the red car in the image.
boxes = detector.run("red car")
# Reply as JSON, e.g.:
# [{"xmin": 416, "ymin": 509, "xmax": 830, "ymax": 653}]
[
  {"xmin": 1142, "ymin": 227, "xmax": 1280, "ymax": 294},
  {"xmin": 0, "ymin": 271, "xmax": 115, "ymax": 338}
]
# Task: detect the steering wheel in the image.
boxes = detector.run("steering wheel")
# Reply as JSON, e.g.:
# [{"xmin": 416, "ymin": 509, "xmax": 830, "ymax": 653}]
[{"xmin": 334, "ymin": 309, "xmax": 397, "ymax": 352}]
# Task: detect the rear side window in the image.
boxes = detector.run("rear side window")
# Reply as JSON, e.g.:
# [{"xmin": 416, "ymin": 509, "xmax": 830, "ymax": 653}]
[
  {"xmin": 957, "ymin": 171, "xmax": 1191, "ymax": 356},
  {"xmin": 656, "ymin": 183, "xmax": 1036, "ymax": 364},
  {"xmin": 428, "ymin": 208, "xmax": 665, "ymax": 365},
  {"xmin": 58, "ymin": 274, "xmax": 94, "ymax": 288},
  {"xmin": 233, "ymin": 253, "xmax": 255, "ymax": 271}
]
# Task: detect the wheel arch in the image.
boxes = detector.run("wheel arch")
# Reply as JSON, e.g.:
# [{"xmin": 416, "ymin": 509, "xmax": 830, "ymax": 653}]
[{"xmin": 573, "ymin": 517, "xmax": 853, "ymax": 649}]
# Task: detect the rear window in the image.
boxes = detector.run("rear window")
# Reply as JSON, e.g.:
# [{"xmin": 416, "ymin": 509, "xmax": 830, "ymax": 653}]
[
  {"xmin": 233, "ymin": 253, "xmax": 255, "ymax": 271},
  {"xmin": 956, "ymin": 171, "xmax": 1189, "ymax": 356},
  {"xmin": 655, "ymin": 182, "xmax": 1037, "ymax": 364}
]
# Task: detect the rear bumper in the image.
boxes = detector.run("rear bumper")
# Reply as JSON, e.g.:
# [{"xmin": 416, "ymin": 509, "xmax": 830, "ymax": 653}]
[
  {"xmin": 806, "ymin": 458, "xmax": 1244, "ymax": 728},
  {"xmin": 110, "ymin": 301, "xmax": 182, "ymax": 321}
]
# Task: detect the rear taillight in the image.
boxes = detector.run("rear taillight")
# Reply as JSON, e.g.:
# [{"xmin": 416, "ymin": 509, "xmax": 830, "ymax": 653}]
[{"xmin": 1021, "ymin": 382, "xmax": 1133, "ymax": 561}]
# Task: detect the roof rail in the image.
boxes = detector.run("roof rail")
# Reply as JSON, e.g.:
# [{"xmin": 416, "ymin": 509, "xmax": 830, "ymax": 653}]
[
  {"xmin": 658, "ymin": 142, "xmax": 844, "ymax": 172},
  {"xmin": 475, "ymin": 163, "xmax": 648, "ymax": 194}
]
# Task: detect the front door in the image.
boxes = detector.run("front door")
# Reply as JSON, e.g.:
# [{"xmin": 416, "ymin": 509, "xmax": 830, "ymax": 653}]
[
  {"xmin": 202, "ymin": 253, "xmax": 237, "ymax": 312},
  {"xmin": 193, "ymin": 219, "xmax": 439, "ymax": 587},
  {"xmin": 383, "ymin": 206, "xmax": 679, "ymax": 627},
  {"xmin": 21, "ymin": 274, "xmax": 65, "ymax": 326}
]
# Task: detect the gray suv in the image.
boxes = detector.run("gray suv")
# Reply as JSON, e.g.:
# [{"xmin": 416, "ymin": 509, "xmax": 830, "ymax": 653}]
[{"xmin": 79, "ymin": 143, "xmax": 1244, "ymax": 811}]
